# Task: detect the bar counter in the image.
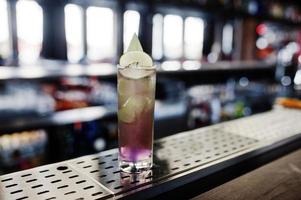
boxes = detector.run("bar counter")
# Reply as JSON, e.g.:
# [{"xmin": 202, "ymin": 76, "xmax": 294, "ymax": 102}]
[
  {"xmin": 194, "ymin": 148, "xmax": 301, "ymax": 200},
  {"xmin": 1, "ymin": 108, "xmax": 301, "ymax": 200}
]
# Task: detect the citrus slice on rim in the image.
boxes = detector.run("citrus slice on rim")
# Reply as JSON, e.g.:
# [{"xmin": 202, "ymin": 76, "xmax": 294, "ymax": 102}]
[
  {"xmin": 120, "ymin": 51, "xmax": 153, "ymax": 68},
  {"xmin": 119, "ymin": 67, "xmax": 154, "ymax": 79}
]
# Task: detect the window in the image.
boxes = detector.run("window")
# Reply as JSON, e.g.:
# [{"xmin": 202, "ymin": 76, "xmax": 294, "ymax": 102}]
[
  {"xmin": 16, "ymin": 0, "xmax": 43, "ymax": 64},
  {"xmin": 87, "ymin": 7, "xmax": 115, "ymax": 62},
  {"xmin": 65, "ymin": 4, "xmax": 84, "ymax": 63},
  {"xmin": 153, "ymin": 13, "xmax": 205, "ymax": 63},
  {"xmin": 184, "ymin": 17, "xmax": 204, "ymax": 60},
  {"xmin": 152, "ymin": 14, "xmax": 163, "ymax": 60},
  {"xmin": 123, "ymin": 10, "xmax": 140, "ymax": 52},
  {"xmin": 0, "ymin": 0, "xmax": 10, "ymax": 59},
  {"xmin": 163, "ymin": 14, "xmax": 183, "ymax": 59}
]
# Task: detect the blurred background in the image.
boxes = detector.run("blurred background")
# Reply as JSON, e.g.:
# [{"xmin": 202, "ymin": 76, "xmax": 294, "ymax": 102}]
[{"xmin": 0, "ymin": 0, "xmax": 301, "ymax": 174}]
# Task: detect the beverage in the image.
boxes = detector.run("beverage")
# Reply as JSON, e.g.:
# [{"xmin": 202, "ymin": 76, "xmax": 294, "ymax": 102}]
[{"xmin": 118, "ymin": 34, "xmax": 156, "ymax": 173}]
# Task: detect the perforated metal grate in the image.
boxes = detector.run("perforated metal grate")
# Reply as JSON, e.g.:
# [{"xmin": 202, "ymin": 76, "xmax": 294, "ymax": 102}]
[
  {"xmin": 1, "ymin": 108, "xmax": 301, "ymax": 200},
  {"xmin": 66, "ymin": 127, "xmax": 258, "ymax": 196},
  {"xmin": 0, "ymin": 162, "xmax": 113, "ymax": 200},
  {"xmin": 226, "ymin": 108, "xmax": 301, "ymax": 142}
]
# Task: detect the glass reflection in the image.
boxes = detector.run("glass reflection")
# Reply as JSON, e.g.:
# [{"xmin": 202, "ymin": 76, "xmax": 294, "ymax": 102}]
[
  {"xmin": 183, "ymin": 60, "xmax": 202, "ymax": 70},
  {"xmin": 161, "ymin": 61, "xmax": 181, "ymax": 71}
]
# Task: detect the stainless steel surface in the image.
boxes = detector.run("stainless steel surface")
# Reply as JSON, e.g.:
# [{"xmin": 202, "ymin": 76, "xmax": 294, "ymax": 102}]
[
  {"xmin": 0, "ymin": 162, "xmax": 113, "ymax": 200},
  {"xmin": 1, "ymin": 108, "xmax": 301, "ymax": 199}
]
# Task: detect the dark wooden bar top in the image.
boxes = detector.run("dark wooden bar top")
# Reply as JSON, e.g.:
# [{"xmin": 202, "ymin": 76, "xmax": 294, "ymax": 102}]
[{"xmin": 193, "ymin": 149, "xmax": 301, "ymax": 200}]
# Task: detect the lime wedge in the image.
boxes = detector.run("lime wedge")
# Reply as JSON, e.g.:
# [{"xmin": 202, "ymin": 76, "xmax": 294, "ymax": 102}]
[
  {"xmin": 127, "ymin": 33, "xmax": 143, "ymax": 52},
  {"xmin": 120, "ymin": 51, "xmax": 153, "ymax": 68},
  {"xmin": 119, "ymin": 67, "xmax": 154, "ymax": 79},
  {"xmin": 119, "ymin": 34, "xmax": 154, "ymax": 79},
  {"xmin": 120, "ymin": 34, "xmax": 153, "ymax": 68}
]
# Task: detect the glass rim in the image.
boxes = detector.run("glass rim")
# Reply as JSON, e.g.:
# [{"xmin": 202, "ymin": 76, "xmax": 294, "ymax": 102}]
[{"xmin": 117, "ymin": 64, "xmax": 156, "ymax": 70}]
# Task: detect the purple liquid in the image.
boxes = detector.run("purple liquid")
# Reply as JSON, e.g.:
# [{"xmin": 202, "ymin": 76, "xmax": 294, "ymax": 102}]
[
  {"xmin": 117, "ymin": 67, "xmax": 156, "ymax": 172},
  {"xmin": 119, "ymin": 108, "xmax": 154, "ymax": 162}
]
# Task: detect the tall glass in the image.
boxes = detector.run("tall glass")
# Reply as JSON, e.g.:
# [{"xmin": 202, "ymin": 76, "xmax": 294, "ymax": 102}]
[{"xmin": 117, "ymin": 65, "xmax": 156, "ymax": 173}]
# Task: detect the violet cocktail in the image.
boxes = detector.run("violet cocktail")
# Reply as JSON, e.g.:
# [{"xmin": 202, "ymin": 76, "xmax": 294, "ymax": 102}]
[{"xmin": 118, "ymin": 34, "xmax": 156, "ymax": 173}]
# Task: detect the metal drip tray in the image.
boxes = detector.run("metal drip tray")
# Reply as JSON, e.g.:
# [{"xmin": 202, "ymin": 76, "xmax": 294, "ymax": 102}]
[
  {"xmin": 1, "ymin": 108, "xmax": 301, "ymax": 199},
  {"xmin": 0, "ymin": 162, "xmax": 113, "ymax": 200}
]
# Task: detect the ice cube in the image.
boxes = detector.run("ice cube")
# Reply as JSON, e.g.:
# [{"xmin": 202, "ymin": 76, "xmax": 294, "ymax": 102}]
[
  {"xmin": 118, "ymin": 94, "xmax": 129, "ymax": 108},
  {"xmin": 118, "ymin": 78, "xmax": 136, "ymax": 96},
  {"xmin": 118, "ymin": 95, "xmax": 148, "ymax": 123},
  {"xmin": 118, "ymin": 105, "xmax": 136, "ymax": 123}
]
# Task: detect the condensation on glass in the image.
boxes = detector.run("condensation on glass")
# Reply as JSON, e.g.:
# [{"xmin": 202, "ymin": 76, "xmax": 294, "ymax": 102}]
[{"xmin": 16, "ymin": 0, "xmax": 43, "ymax": 64}]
